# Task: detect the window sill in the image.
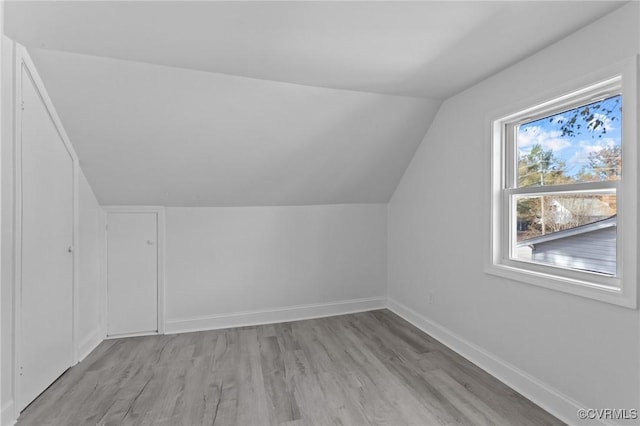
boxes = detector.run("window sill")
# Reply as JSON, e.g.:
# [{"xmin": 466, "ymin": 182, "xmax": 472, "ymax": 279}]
[{"xmin": 485, "ymin": 262, "xmax": 636, "ymax": 309}]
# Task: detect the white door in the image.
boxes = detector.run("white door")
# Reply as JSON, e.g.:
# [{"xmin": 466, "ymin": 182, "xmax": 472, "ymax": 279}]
[
  {"xmin": 107, "ymin": 212, "xmax": 158, "ymax": 336},
  {"xmin": 19, "ymin": 67, "xmax": 74, "ymax": 410}
]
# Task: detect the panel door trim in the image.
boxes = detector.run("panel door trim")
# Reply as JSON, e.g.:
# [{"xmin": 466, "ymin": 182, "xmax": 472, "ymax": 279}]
[
  {"xmin": 103, "ymin": 206, "xmax": 166, "ymax": 336},
  {"xmin": 13, "ymin": 44, "xmax": 81, "ymax": 412}
]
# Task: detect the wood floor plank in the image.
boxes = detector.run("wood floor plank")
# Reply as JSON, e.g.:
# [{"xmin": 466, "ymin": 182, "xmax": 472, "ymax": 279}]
[
  {"xmin": 16, "ymin": 310, "xmax": 564, "ymax": 426},
  {"xmin": 259, "ymin": 335, "xmax": 301, "ymax": 424},
  {"xmin": 299, "ymin": 319, "xmax": 407, "ymax": 425},
  {"xmin": 335, "ymin": 320, "xmax": 467, "ymax": 425}
]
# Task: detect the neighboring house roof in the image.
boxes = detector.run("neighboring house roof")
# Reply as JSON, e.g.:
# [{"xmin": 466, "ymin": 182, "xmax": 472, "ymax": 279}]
[{"xmin": 517, "ymin": 215, "xmax": 617, "ymax": 247}]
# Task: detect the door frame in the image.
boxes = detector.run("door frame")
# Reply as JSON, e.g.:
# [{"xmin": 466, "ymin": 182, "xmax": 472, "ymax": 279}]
[
  {"xmin": 13, "ymin": 44, "xmax": 80, "ymax": 412},
  {"xmin": 103, "ymin": 206, "xmax": 166, "ymax": 337}
]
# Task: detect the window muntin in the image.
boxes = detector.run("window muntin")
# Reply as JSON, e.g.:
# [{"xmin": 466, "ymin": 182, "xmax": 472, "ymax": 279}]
[
  {"xmin": 489, "ymin": 63, "xmax": 637, "ymax": 308},
  {"xmin": 505, "ymin": 95, "xmax": 622, "ymax": 277},
  {"xmin": 497, "ymin": 78, "xmax": 624, "ymax": 288}
]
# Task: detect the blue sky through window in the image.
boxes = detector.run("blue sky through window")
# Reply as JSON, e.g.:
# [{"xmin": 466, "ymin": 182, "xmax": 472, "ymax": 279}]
[{"xmin": 517, "ymin": 95, "xmax": 622, "ymax": 179}]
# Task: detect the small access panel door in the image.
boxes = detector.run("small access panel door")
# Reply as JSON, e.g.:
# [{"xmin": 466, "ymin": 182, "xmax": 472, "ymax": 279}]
[{"xmin": 107, "ymin": 212, "xmax": 158, "ymax": 336}]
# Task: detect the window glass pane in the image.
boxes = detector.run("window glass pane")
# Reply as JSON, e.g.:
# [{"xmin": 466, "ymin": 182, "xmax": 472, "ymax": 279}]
[
  {"xmin": 517, "ymin": 95, "xmax": 622, "ymax": 188},
  {"xmin": 513, "ymin": 192, "xmax": 617, "ymax": 276}
]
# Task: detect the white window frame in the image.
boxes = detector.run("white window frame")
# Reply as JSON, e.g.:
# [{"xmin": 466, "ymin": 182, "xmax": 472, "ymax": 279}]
[{"xmin": 487, "ymin": 58, "xmax": 638, "ymax": 308}]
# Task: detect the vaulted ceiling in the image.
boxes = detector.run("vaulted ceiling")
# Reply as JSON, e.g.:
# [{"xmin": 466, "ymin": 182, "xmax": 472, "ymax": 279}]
[{"xmin": 4, "ymin": 1, "xmax": 625, "ymax": 206}]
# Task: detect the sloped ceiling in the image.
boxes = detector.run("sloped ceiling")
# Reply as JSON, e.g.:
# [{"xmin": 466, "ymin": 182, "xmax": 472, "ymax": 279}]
[
  {"xmin": 24, "ymin": 49, "xmax": 439, "ymax": 206},
  {"xmin": 4, "ymin": 1, "xmax": 625, "ymax": 206}
]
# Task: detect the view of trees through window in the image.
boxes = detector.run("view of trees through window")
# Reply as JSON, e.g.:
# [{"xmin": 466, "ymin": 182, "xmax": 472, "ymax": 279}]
[{"xmin": 516, "ymin": 95, "xmax": 621, "ymax": 242}]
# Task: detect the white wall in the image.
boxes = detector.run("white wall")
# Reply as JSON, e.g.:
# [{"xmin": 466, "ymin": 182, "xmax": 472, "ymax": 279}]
[
  {"xmin": 77, "ymin": 171, "xmax": 105, "ymax": 359},
  {"xmin": 165, "ymin": 204, "xmax": 387, "ymax": 332},
  {"xmin": 388, "ymin": 3, "xmax": 639, "ymax": 424}
]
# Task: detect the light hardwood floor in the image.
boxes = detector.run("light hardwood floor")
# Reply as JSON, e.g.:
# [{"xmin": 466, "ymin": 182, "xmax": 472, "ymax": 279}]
[{"xmin": 17, "ymin": 310, "xmax": 563, "ymax": 426}]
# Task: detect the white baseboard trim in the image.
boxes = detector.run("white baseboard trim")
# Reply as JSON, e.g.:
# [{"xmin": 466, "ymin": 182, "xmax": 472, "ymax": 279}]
[
  {"xmin": 165, "ymin": 296, "xmax": 387, "ymax": 334},
  {"xmin": 386, "ymin": 298, "xmax": 603, "ymax": 426},
  {"xmin": 76, "ymin": 327, "xmax": 105, "ymax": 363},
  {"xmin": 1, "ymin": 400, "xmax": 16, "ymax": 426},
  {"xmin": 105, "ymin": 330, "xmax": 159, "ymax": 340}
]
